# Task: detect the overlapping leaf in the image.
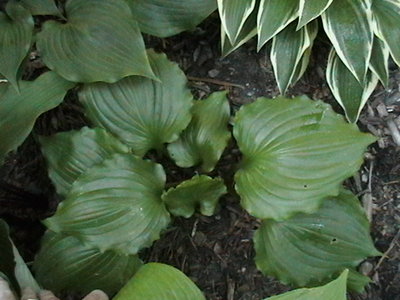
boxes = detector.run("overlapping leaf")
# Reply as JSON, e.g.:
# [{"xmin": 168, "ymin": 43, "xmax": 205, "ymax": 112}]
[
  {"xmin": 113, "ymin": 263, "xmax": 205, "ymax": 300},
  {"xmin": 168, "ymin": 91, "xmax": 230, "ymax": 172},
  {"xmin": 37, "ymin": 0, "xmax": 155, "ymax": 83},
  {"xmin": 162, "ymin": 175, "xmax": 226, "ymax": 218},
  {"xmin": 254, "ymin": 189, "xmax": 381, "ymax": 290},
  {"xmin": 126, "ymin": 0, "xmax": 217, "ymax": 38},
  {"xmin": 297, "ymin": 0, "xmax": 333, "ymax": 29},
  {"xmin": 369, "ymin": 37, "xmax": 389, "ymax": 87},
  {"xmin": 327, "ymin": 49, "xmax": 378, "ymax": 123},
  {"xmin": 20, "ymin": 0, "xmax": 60, "ymax": 16},
  {"xmin": 40, "ymin": 127, "xmax": 130, "ymax": 197},
  {"xmin": 80, "ymin": 51, "xmax": 193, "ymax": 157},
  {"xmin": 0, "ymin": 72, "xmax": 74, "ymax": 165},
  {"xmin": 44, "ymin": 154, "xmax": 170, "ymax": 255},
  {"xmin": 0, "ymin": 1, "xmax": 33, "ymax": 89},
  {"xmin": 34, "ymin": 232, "xmax": 142, "ymax": 295},
  {"xmin": 233, "ymin": 96, "xmax": 375, "ymax": 220}
]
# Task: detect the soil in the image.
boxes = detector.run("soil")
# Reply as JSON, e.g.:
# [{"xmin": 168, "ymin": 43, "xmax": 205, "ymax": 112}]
[{"xmin": 1, "ymin": 13, "xmax": 399, "ymax": 300}]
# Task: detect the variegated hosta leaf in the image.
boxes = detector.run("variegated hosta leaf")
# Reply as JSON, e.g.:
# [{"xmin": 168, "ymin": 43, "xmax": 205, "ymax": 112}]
[
  {"xmin": 34, "ymin": 232, "xmax": 142, "ymax": 295},
  {"xmin": 44, "ymin": 154, "xmax": 170, "ymax": 255},
  {"xmin": 20, "ymin": 0, "xmax": 60, "ymax": 16},
  {"xmin": 369, "ymin": 37, "xmax": 389, "ymax": 87},
  {"xmin": 218, "ymin": 0, "xmax": 257, "ymax": 45},
  {"xmin": 162, "ymin": 175, "xmax": 226, "ymax": 218},
  {"xmin": 113, "ymin": 263, "xmax": 205, "ymax": 300},
  {"xmin": 80, "ymin": 50, "xmax": 193, "ymax": 157},
  {"xmin": 0, "ymin": 1, "xmax": 33, "ymax": 90},
  {"xmin": 264, "ymin": 270, "xmax": 348, "ymax": 300},
  {"xmin": 233, "ymin": 96, "xmax": 376, "ymax": 220},
  {"xmin": 254, "ymin": 189, "xmax": 381, "ymax": 290},
  {"xmin": 126, "ymin": 0, "xmax": 217, "ymax": 38},
  {"xmin": 37, "ymin": 0, "xmax": 155, "ymax": 83},
  {"xmin": 40, "ymin": 127, "xmax": 130, "ymax": 197},
  {"xmin": 167, "ymin": 91, "xmax": 230, "ymax": 172},
  {"xmin": 0, "ymin": 72, "xmax": 74, "ymax": 165},
  {"xmin": 372, "ymin": 0, "xmax": 400, "ymax": 67},
  {"xmin": 257, "ymin": 0, "xmax": 299, "ymax": 50},
  {"xmin": 326, "ymin": 49, "xmax": 378, "ymax": 123},
  {"xmin": 321, "ymin": 0, "xmax": 373, "ymax": 83},
  {"xmin": 297, "ymin": 0, "xmax": 333, "ymax": 29}
]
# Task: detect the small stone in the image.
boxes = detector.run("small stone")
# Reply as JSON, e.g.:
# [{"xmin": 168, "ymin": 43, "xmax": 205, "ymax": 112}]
[{"xmin": 208, "ymin": 69, "xmax": 220, "ymax": 78}]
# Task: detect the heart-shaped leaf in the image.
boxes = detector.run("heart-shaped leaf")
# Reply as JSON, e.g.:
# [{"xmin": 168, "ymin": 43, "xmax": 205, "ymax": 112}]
[
  {"xmin": 126, "ymin": 0, "xmax": 217, "ymax": 38},
  {"xmin": 254, "ymin": 189, "xmax": 381, "ymax": 290},
  {"xmin": 162, "ymin": 175, "xmax": 226, "ymax": 218},
  {"xmin": 40, "ymin": 127, "xmax": 130, "ymax": 197},
  {"xmin": 168, "ymin": 91, "xmax": 231, "ymax": 172},
  {"xmin": 0, "ymin": 72, "xmax": 74, "ymax": 165},
  {"xmin": 297, "ymin": 0, "xmax": 333, "ymax": 29},
  {"xmin": 113, "ymin": 263, "xmax": 205, "ymax": 300},
  {"xmin": 34, "ymin": 231, "xmax": 142, "ymax": 295},
  {"xmin": 369, "ymin": 37, "xmax": 389, "ymax": 87},
  {"xmin": 80, "ymin": 50, "xmax": 193, "ymax": 157},
  {"xmin": 20, "ymin": 0, "xmax": 60, "ymax": 16},
  {"xmin": 0, "ymin": 1, "xmax": 33, "ymax": 90},
  {"xmin": 233, "ymin": 96, "xmax": 376, "ymax": 220},
  {"xmin": 37, "ymin": 0, "xmax": 155, "ymax": 83},
  {"xmin": 44, "ymin": 154, "xmax": 170, "ymax": 255}
]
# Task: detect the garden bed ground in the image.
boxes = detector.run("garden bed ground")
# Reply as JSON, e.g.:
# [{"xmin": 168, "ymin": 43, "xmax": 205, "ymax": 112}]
[{"xmin": 0, "ymin": 17, "xmax": 399, "ymax": 300}]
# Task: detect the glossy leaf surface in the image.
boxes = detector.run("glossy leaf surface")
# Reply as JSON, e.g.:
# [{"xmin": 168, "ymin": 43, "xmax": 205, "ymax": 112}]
[
  {"xmin": 40, "ymin": 127, "xmax": 130, "ymax": 197},
  {"xmin": 44, "ymin": 154, "xmax": 170, "ymax": 255},
  {"xmin": 113, "ymin": 263, "xmax": 205, "ymax": 300},
  {"xmin": 369, "ymin": 37, "xmax": 389, "ymax": 87},
  {"xmin": 80, "ymin": 51, "xmax": 193, "ymax": 157},
  {"xmin": 37, "ymin": 0, "xmax": 154, "ymax": 83},
  {"xmin": 168, "ymin": 91, "xmax": 230, "ymax": 172},
  {"xmin": 234, "ymin": 97, "xmax": 375, "ymax": 219},
  {"xmin": 20, "ymin": 0, "xmax": 60, "ymax": 16},
  {"xmin": 162, "ymin": 175, "xmax": 226, "ymax": 218},
  {"xmin": 297, "ymin": 0, "xmax": 333, "ymax": 29},
  {"xmin": 254, "ymin": 189, "xmax": 381, "ymax": 289}
]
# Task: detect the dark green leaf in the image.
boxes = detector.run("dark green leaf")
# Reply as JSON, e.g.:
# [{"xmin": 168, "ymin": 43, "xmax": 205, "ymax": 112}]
[
  {"xmin": 297, "ymin": 0, "xmax": 333, "ymax": 29},
  {"xmin": 0, "ymin": 220, "xmax": 18, "ymax": 293},
  {"xmin": 369, "ymin": 37, "xmax": 389, "ymax": 87},
  {"xmin": 20, "ymin": 0, "xmax": 60, "ymax": 16}
]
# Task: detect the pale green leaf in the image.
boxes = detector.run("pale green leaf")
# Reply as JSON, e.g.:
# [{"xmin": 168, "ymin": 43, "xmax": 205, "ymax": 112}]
[
  {"xmin": 326, "ymin": 49, "xmax": 378, "ymax": 123},
  {"xmin": 218, "ymin": 0, "xmax": 256, "ymax": 44},
  {"xmin": 347, "ymin": 269, "xmax": 372, "ymax": 293},
  {"xmin": 264, "ymin": 270, "xmax": 348, "ymax": 300},
  {"xmin": 233, "ymin": 96, "xmax": 376, "ymax": 220},
  {"xmin": 0, "ymin": 1, "xmax": 33, "ymax": 90},
  {"xmin": 12, "ymin": 245, "xmax": 40, "ymax": 293},
  {"xmin": 40, "ymin": 127, "xmax": 130, "ymax": 197},
  {"xmin": 20, "ymin": 0, "xmax": 60, "ymax": 16},
  {"xmin": 36, "ymin": 0, "xmax": 155, "ymax": 83},
  {"xmin": 369, "ymin": 37, "xmax": 389, "ymax": 87},
  {"xmin": 0, "ymin": 72, "xmax": 74, "ymax": 165},
  {"xmin": 257, "ymin": 0, "xmax": 299, "ymax": 50},
  {"xmin": 80, "ymin": 50, "xmax": 193, "ymax": 157},
  {"xmin": 321, "ymin": 0, "xmax": 373, "ymax": 83},
  {"xmin": 113, "ymin": 263, "xmax": 205, "ymax": 300},
  {"xmin": 162, "ymin": 175, "xmax": 226, "ymax": 218},
  {"xmin": 126, "ymin": 0, "xmax": 217, "ymax": 38},
  {"xmin": 34, "ymin": 232, "xmax": 142, "ymax": 295},
  {"xmin": 167, "ymin": 91, "xmax": 230, "ymax": 172},
  {"xmin": 297, "ymin": 0, "xmax": 333, "ymax": 29},
  {"xmin": 372, "ymin": 0, "xmax": 400, "ymax": 66},
  {"xmin": 254, "ymin": 189, "xmax": 381, "ymax": 289},
  {"xmin": 44, "ymin": 154, "xmax": 170, "ymax": 255}
]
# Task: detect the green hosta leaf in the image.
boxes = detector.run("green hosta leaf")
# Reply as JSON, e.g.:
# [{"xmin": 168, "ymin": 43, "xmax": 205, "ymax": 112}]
[
  {"xmin": 218, "ymin": 0, "xmax": 256, "ymax": 44},
  {"xmin": 113, "ymin": 263, "xmax": 205, "ymax": 300},
  {"xmin": 264, "ymin": 270, "xmax": 348, "ymax": 300},
  {"xmin": 257, "ymin": 0, "xmax": 299, "ymax": 50},
  {"xmin": 162, "ymin": 175, "xmax": 226, "ymax": 218},
  {"xmin": 372, "ymin": 0, "xmax": 400, "ymax": 67},
  {"xmin": 168, "ymin": 91, "xmax": 230, "ymax": 172},
  {"xmin": 20, "ymin": 0, "xmax": 60, "ymax": 16},
  {"xmin": 0, "ymin": 1, "xmax": 33, "ymax": 89},
  {"xmin": 0, "ymin": 72, "xmax": 74, "ymax": 165},
  {"xmin": 321, "ymin": 0, "xmax": 373, "ymax": 83},
  {"xmin": 254, "ymin": 189, "xmax": 381, "ymax": 289},
  {"xmin": 80, "ymin": 50, "xmax": 193, "ymax": 157},
  {"xmin": 34, "ymin": 232, "xmax": 142, "ymax": 295},
  {"xmin": 37, "ymin": 0, "xmax": 155, "ymax": 83},
  {"xmin": 297, "ymin": 0, "xmax": 333, "ymax": 29},
  {"xmin": 369, "ymin": 37, "xmax": 389, "ymax": 87},
  {"xmin": 126, "ymin": 0, "xmax": 217, "ymax": 38},
  {"xmin": 326, "ymin": 49, "xmax": 378, "ymax": 123},
  {"xmin": 233, "ymin": 96, "xmax": 376, "ymax": 220},
  {"xmin": 40, "ymin": 127, "xmax": 130, "ymax": 197},
  {"xmin": 44, "ymin": 154, "xmax": 170, "ymax": 255}
]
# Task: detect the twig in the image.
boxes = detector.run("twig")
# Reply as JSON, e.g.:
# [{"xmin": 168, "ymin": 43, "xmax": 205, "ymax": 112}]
[
  {"xmin": 187, "ymin": 76, "xmax": 245, "ymax": 89},
  {"xmin": 374, "ymin": 229, "xmax": 400, "ymax": 271}
]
